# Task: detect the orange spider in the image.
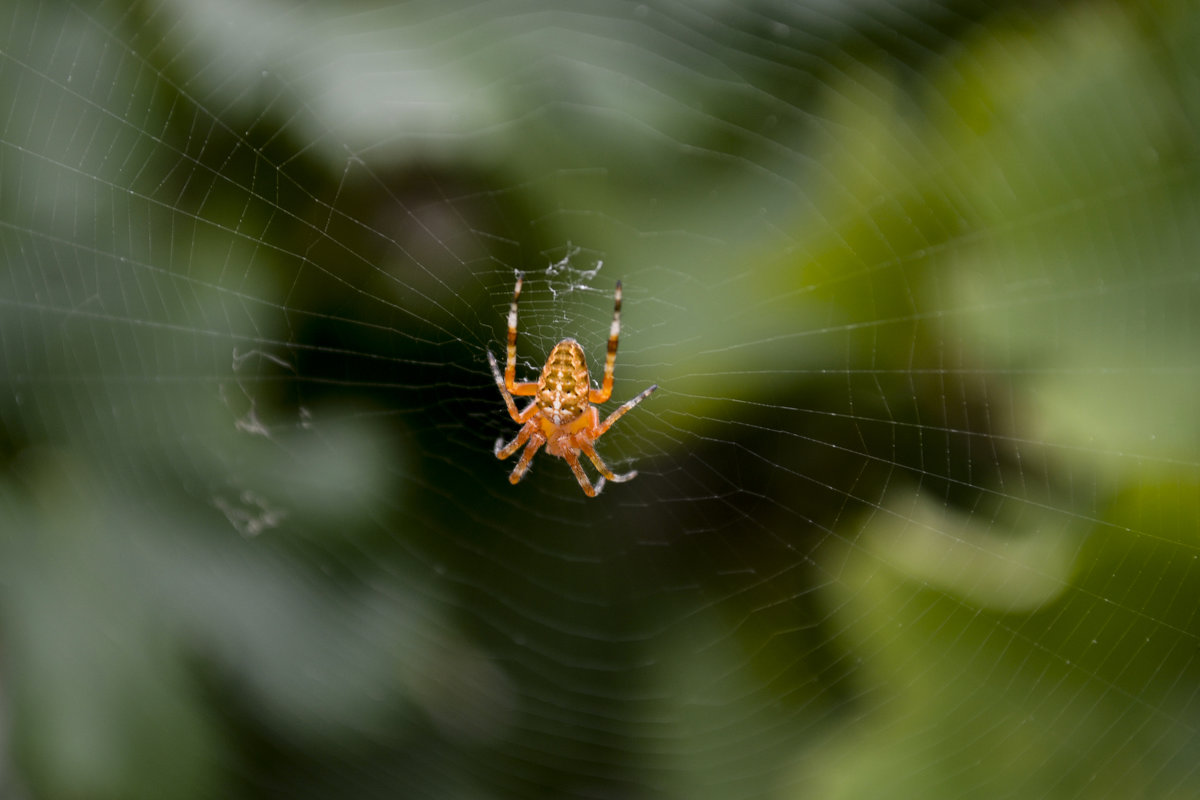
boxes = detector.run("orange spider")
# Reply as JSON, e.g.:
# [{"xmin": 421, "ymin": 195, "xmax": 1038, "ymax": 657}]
[{"xmin": 486, "ymin": 272, "xmax": 657, "ymax": 497}]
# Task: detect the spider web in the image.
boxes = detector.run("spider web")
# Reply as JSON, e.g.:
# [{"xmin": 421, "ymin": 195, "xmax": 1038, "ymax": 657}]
[{"xmin": 2, "ymin": 1, "xmax": 1200, "ymax": 798}]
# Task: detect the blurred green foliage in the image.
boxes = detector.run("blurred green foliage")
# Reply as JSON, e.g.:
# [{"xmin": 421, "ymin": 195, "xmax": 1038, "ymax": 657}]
[{"xmin": 2, "ymin": 1, "xmax": 1199, "ymax": 798}]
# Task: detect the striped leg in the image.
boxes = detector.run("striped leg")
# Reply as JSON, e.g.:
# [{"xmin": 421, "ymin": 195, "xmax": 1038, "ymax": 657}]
[
  {"xmin": 504, "ymin": 272, "xmax": 537, "ymax": 396},
  {"xmin": 589, "ymin": 280, "xmax": 623, "ymax": 404},
  {"xmin": 563, "ymin": 449, "xmax": 605, "ymax": 497},
  {"xmin": 495, "ymin": 421, "xmax": 533, "ymax": 459},
  {"xmin": 488, "ymin": 350, "xmax": 539, "ymax": 424},
  {"xmin": 507, "ymin": 431, "xmax": 546, "ymax": 484},
  {"xmin": 596, "ymin": 383, "xmax": 658, "ymax": 437},
  {"xmin": 580, "ymin": 440, "xmax": 636, "ymax": 483}
]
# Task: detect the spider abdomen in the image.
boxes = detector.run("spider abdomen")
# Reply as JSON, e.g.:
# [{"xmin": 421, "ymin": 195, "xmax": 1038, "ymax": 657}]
[{"xmin": 537, "ymin": 338, "xmax": 591, "ymax": 425}]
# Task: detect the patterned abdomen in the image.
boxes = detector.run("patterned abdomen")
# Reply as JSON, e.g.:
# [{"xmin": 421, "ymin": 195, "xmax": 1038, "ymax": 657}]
[{"xmin": 537, "ymin": 338, "xmax": 591, "ymax": 425}]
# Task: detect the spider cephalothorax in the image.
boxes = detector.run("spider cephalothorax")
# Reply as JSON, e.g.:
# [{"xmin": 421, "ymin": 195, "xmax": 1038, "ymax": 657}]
[{"xmin": 486, "ymin": 273, "xmax": 657, "ymax": 497}]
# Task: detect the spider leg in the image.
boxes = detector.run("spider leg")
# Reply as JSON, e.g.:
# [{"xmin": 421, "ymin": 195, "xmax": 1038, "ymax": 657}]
[
  {"xmin": 495, "ymin": 421, "xmax": 534, "ymax": 460},
  {"xmin": 563, "ymin": 449, "xmax": 606, "ymax": 498},
  {"xmin": 488, "ymin": 350, "xmax": 540, "ymax": 422},
  {"xmin": 487, "ymin": 349, "xmax": 521, "ymax": 421},
  {"xmin": 588, "ymin": 280, "xmax": 623, "ymax": 404},
  {"xmin": 493, "ymin": 276, "xmax": 539, "ymax": 398},
  {"xmin": 580, "ymin": 440, "xmax": 637, "ymax": 483},
  {"xmin": 596, "ymin": 383, "xmax": 658, "ymax": 437},
  {"xmin": 504, "ymin": 272, "xmax": 527, "ymax": 394},
  {"xmin": 507, "ymin": 431, "xmax": 546, "ymax": 485}
]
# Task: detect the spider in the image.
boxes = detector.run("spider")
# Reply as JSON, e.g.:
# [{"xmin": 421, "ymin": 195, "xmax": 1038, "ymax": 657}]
[{"xmin": 486, "ymin": 272, "xmax": 658, "ymax": 497}]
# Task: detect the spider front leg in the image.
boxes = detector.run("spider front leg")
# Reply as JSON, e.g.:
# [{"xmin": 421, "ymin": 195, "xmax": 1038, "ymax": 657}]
[
  {"xmin": 563, "ymin": 449, "xmax": 606, "ymax": 498},
  {"xmin": 502, "ymin": 426, "xmax": 545, "ymax": 485},
  {"xmin": 494, "ymin": 420, "xmax": 533, "ymax": 459},
  {"xmin": 580, "ymin": 440, "xmax": 636, "ymax": 484}
]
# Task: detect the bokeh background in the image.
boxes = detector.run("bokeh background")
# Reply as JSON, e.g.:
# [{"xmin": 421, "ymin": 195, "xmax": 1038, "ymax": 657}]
[{"xmin": 2, "ymin": 0, "xmax": 1200, "ymax": 798}]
